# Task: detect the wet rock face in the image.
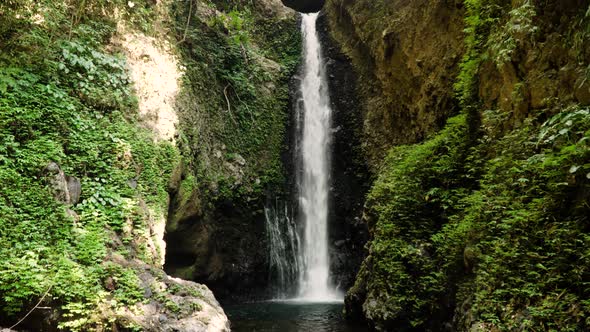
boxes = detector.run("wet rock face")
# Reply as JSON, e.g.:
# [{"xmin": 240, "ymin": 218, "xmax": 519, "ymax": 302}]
[
  {"xmin": 316, "ymin": 12, "xmax": 369, "ymax": 292},
  {"xmin": 281, "ymin": 0, "xmax": 325, "ymax": 13}
]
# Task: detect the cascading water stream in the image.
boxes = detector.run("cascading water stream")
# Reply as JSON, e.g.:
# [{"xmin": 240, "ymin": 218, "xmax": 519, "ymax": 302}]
[
  {"xmin": 264, "ymin": 12, "xmax": 341, "ymax": 303},
  {"xmin": 265, "ymin": 198, "xmax": 301, "ymax": 298},
  {"xmin": 295, "ymin": 12, "xmax": 341, "ymax": 302}
]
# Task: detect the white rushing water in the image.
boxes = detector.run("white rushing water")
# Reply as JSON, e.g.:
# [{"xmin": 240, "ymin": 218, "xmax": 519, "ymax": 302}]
[
  {"xmin": 265, "ymin": 199, "xmax": 301, "ymax": 298},
  {"xmin": 295, "ymin": 13, "xmax": 341, "ymax": 302}
]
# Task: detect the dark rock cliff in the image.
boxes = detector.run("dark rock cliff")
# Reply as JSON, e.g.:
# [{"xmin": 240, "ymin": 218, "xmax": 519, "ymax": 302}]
[
  {"xmin": 317, "ymin": 12, "xmax": 370, "ymax": 292},
  {"xmin": 163, "ymin": 0, "xmax": 301, "ymax": 302},
  {"xmin": 165, "ymin": 192, "xmax": 270, "ymax": 300},
  {"xmin": 324, "ymin": 0, "xmax": 465, "ymax": 168}
]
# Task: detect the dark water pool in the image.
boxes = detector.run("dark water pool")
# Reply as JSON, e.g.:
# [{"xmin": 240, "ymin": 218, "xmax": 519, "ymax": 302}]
[{"xmin": 225, "ymin": 301, "xmax": 369, "ymax": 332}]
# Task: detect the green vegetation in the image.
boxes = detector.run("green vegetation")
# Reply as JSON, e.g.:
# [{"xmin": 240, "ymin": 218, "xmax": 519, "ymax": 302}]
[
  {"xmin": 0, "ymin": 0, "xmax": 179, "ymax": 328},
  {"xmin": 356, "ymin": 104, "xmax": 590, "ymax": 331},
  {"xmin": 355, "ymin": 114, "xmax": 474, "ymax": 328},
  {"xmin": 0, "ymin": 0, "xmax": 282, "ymax": 329},
  {"xmin": 455, "ymin": 0, "xmax": 504, "ymax": 105},
  {"xmin": 461, "ymin": 107, "xmax": 590, "ymax": 330},
  {"xmin": 0, "ymin": 0, "xmax": 299, "ymax": 329},
  {"xmin": 349, "ymin": 0, "xmax": 590, "ymax": 330},
  {"xmin": 169, "ymin": 0, "xmax": 301, "ymax": 208}
]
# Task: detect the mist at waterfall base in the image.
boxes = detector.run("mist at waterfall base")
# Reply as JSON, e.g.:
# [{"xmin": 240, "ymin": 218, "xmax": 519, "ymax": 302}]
[{"xmin": 227, "ymin": 13, "xmax": 360, "ymax": 331}]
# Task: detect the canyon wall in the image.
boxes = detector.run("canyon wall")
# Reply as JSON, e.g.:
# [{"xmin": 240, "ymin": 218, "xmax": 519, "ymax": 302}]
[{"xmin": 324, "ymin": 0, "xmax": 590, "ymax": 330}]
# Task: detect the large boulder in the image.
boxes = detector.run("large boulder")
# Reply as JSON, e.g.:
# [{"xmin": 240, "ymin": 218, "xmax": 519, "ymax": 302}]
[
  {"xmin": 280, "ymin": 0, "xmax": 325, "ymax": 13},
  {"xmin": 117, "ymin": 262, "xmax": 230, "ymax": 332}
]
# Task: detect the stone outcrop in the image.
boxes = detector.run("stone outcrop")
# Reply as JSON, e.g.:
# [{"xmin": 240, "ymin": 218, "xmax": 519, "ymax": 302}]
[
  {"xmin": 43, "ymin": 162, "xmax": 82, "ymax": 223},
  {"xmin": 65, "ymin": 175, "xmax": 81, "ymax": 205},
  {"xmin": 43, "ymin": 162, "xmax": 76, "ymax": 205},
  {"xmin": 106, "ymin": 258, "xmax": 230, "ymax": 332}
]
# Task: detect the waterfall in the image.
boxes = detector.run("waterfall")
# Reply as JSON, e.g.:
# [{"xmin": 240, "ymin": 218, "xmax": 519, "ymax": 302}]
[
  {"xmin": 265, "ymin": 198, "xmax": 301, "ymax": 298},
  {"xmin": 295, "ymin": 12, "xmax": 341, "ymax": 301},
  {"xmin": 265, "ymin": 12, "xmax": 340, "ymax": 302}
]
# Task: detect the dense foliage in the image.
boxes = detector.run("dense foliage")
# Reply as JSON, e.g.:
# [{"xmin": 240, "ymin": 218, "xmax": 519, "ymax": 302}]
[
  {"xmin": 348, "ymin": 0, "xmax": 590, "ymax": 330},
  {"xmin": 0, "ymin": 0, "xmax": 220, "ymax": 330},
  {"xmin": 353, "ymin": 114, "xmax": 474, "ymax": 328},
  {"xmin": 357, "ymin": 105, "xmax": 590, "ymax": 330},
  {"xmin": 0, "ymin": 0, "xmax": 300, "ymax": 329}
]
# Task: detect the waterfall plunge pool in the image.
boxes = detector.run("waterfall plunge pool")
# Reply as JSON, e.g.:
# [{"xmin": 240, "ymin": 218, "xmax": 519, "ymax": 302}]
[{"xmin": 225, "ymin": 301, "xmax": 368, "ymax": 332}]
